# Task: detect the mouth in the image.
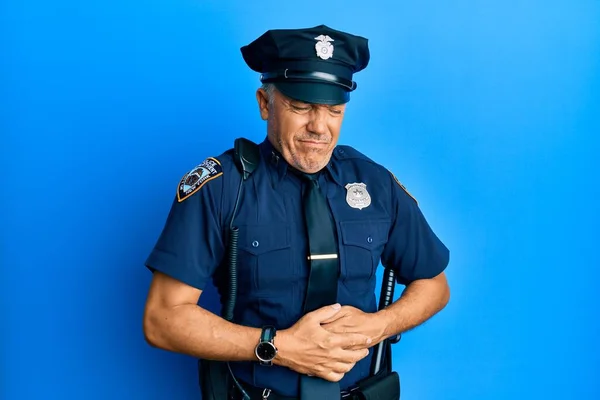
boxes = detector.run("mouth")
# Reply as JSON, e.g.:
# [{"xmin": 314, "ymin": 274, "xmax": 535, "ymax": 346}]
[{"xmin": 298, "ymin": 139, "xmax": 329, "ymax": 146}]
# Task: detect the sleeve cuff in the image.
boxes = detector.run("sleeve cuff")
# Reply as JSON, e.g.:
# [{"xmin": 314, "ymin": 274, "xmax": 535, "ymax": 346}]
[{"xmin": 144, "ymin": 250, "xmax": 210, "ymax": 291}]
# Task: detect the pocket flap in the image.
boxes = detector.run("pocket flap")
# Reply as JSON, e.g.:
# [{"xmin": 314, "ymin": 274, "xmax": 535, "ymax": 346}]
[
  {"xmin": 340, "ymin": 219, "xmax": 390, "ymax": 249},
  {"xmin": 238, "ymin": 224, "xmax": 291, "ymax": 256}
]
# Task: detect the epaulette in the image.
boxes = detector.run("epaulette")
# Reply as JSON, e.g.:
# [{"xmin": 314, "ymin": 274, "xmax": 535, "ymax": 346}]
[
  {"xmin": 332, "ymin": 145, "xmax": 378, "ymax": 165},
  {"xmin": 176, "ymin": 157, "xmax": 224, "ymax": 202},
  {"xmin": 389, "ymin": 170, "xmax": 418, "ymax": 205}
]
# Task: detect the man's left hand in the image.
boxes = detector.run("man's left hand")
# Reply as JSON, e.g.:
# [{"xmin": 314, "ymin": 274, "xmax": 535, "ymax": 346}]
[{"xmin": 320, "ymin": 306, "xmax": 388, "ymax": 348}]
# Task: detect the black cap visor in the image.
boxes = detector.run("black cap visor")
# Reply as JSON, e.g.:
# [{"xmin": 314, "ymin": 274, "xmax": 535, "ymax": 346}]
[{"xmin": 273, "ymin": 81, "xmax": 350, "ymax": 105}]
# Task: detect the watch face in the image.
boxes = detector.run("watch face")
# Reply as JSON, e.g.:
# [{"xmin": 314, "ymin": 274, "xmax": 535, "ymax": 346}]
[{"xmin": 256, "ymin": 342, "xmax": 277, "ymax": 361}]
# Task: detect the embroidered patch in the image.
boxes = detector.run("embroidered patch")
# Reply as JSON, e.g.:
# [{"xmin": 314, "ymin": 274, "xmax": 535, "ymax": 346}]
[
  {"xmin": 177, "ymin": 157, "xmax": 223, "ymax": 202},
  {"xmin": 389, "ymin": 171, "xmax": 418, "ymax": 205}
]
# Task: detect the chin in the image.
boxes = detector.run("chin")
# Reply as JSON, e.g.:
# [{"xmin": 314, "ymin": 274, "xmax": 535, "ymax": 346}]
[{"xmin": 296, "ymin": 158, "xmax": 327, "ymax": 173}]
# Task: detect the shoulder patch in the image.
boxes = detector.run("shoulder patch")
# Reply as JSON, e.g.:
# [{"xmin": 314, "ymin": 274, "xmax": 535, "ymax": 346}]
[
  {"xmin": 177, "ymin": 157, "xmax": 223, "ymax": 202},
  {"xmin": 389, "ymin": 170, "xmax": 418, "ymax": 205}
]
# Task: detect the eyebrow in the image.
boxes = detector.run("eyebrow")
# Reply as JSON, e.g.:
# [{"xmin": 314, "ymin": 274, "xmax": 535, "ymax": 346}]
[{"xmin": 288, "ymin": 100, "xmax": 342, "ymax": 109}]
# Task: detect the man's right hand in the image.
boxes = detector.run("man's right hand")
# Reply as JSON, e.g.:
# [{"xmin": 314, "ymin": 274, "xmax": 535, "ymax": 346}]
[{"xmin": 274, "ymin": 303, "xmax": 372, "ymax": 382}]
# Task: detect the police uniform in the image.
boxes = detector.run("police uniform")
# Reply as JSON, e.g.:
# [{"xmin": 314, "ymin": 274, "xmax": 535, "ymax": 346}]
[{"xmin": 145, "ymin": 25, "xmax": 449, "ymax": 399}]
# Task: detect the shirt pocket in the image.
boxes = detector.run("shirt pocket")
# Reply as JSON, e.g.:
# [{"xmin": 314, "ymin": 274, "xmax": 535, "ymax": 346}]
[
  {"xmin": 238, "ymin": 223, "xmax": 292, "ymax": 297},
  {"xmin": 339, "ymin": 219, "xmax": 390, "ymax": 293}
]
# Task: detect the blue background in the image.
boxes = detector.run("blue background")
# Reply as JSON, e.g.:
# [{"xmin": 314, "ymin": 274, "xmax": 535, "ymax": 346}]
[{"xmin": 2, "ymin": 0, "xmax": 599, "ymax": 399}]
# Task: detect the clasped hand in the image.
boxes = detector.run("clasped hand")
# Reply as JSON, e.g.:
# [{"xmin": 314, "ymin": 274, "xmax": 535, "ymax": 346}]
[{"xmin": 276, "ymin": 304, "xmax": 386, "ymax": 382}]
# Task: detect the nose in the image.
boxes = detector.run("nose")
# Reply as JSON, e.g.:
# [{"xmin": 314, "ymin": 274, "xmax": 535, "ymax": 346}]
[{"xmin": 306, "ymin": 107, "xmax": 328, "ymax": 136}]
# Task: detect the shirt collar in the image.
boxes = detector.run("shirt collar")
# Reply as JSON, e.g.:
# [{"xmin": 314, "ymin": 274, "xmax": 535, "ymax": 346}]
[
  {"xmin": 258, "ymin": 137, "xmax": 288, "ymax": 188},
  {"xmin": 258, "ymin": 137, "xmax": 345, "ymax": 188}
]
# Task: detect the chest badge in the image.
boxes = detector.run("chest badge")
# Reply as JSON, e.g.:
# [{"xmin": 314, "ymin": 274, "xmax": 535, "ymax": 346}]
[{"xmin": 345, "ymin": 182, "xmax": 371, "ymax": 210}]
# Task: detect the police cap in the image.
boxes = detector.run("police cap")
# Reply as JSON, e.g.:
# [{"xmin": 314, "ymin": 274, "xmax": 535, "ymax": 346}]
[{"xmin": 241, "ymin": 24, "xmax": 370, "ymax": 105}]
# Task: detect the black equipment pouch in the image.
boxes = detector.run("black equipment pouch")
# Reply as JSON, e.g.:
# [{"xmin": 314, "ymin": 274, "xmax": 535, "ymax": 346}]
[
  {"xmin": 352, "ymin": 370, "xmax": 400, "ymax": 400},
  {"xmin": 198, "ymin": 359, "xmax": 230, "ymax": 400},
  {"xmin": 349, "ymin": 337, "xmax": 400, "ymax": 400}
]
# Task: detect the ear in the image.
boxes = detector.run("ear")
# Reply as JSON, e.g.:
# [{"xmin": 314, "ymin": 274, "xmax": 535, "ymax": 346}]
[{"xmin": 256, "ymin": 88, "xmax": 270, "ymax": 121}]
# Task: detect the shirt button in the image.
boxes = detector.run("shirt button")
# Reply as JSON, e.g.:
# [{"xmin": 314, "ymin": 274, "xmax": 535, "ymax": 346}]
[
  {"xmin": 252, "ymin": 240, "xmax": 259, "ymax": 248},
  {"xmin": 367, "ymin": 236, "xmax": 373, "ymax": 243}
]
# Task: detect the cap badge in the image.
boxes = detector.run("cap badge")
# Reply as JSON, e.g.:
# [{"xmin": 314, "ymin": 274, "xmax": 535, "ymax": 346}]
[
  {"xmin": 345, "ymin": 182, "xmax": 371, "ymax": 210},
  {"xmin": 314, "ymin": 35, "xmax": 334, "ymax": 60}
]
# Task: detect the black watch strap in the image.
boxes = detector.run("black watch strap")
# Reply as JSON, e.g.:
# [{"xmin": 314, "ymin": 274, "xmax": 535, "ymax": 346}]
[{"xmin": 261, "ymin": 325, "xmax": 276, "ymax": 343}]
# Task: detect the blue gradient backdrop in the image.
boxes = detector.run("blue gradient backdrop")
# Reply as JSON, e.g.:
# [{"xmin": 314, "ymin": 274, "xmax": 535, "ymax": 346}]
[{"xmin": 2, "ymin": 1, "xmax": 599, "ymax": 399}]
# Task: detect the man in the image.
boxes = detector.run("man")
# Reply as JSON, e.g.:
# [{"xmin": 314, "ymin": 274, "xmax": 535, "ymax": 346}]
[{"xmin": 143, "ymin": 24, "xmax": 450, "ymax": 399}]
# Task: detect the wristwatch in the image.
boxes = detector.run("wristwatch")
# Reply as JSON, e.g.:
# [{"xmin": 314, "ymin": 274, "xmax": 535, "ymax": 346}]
[{"xmin": 254, "ymin": 325, "xmax": 277, "ymax": 366}]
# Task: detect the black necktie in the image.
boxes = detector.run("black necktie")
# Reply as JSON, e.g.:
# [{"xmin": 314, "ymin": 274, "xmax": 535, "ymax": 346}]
[
  {"xmin": 302, "ymin": 173, "xmax": 339, "ymax": 312},
  {"xmin": 298, "ymin": 172, "xmax": 341, "ymax": 399}
]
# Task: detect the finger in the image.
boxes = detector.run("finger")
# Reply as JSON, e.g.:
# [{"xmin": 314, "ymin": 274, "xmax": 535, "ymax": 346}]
[
  {"xmin": 344, "ymin": 340, "xmax": 373, "ymax": 351},
  {"xmin": 319, "ymin": 371, "xmax": 345, "ymax": 382},
  {"xmin": 327, "ymin": 361, "xmax": 356, "ymax": 374},
  {"xmin": 320, "ymin": 308, "xmax": 351, "ymax": 324},
  {"xmin": 307, "ymin": 303, "xmax": 342, "ymax": 323},
  {"xmin": 333, "ymin": 348, "xmax": 370, "ymax": 364},
  {"xmin": 360, "ymin": 348, "xmax": 370, "ymax": 361},
  {"xmin": 330, "ymin": 332, "xmax": 372, "ymax": 349},
  {"xmin": 320, "ymin": 322, "xmax": 350, "ymax": 334}
]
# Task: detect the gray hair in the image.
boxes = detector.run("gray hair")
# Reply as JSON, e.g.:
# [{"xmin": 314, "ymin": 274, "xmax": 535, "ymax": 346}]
[{"xmin": 261, "ymin": 82, "xmax": 276, "ymax": 106}]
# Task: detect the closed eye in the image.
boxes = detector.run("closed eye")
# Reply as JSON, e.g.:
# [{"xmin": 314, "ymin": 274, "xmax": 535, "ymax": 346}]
[{"xmin": 291, "ymin": 104, "xmax": 311, "ymax": 112}]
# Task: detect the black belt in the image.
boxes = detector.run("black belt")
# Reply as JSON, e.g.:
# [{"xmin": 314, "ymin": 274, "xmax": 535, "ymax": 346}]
[
  {"xmin": 229, "ymin": 382, "xmax": 361, "ymax": 400},
  {"xmin": 229, "ymin": 382, "xmax": 295, "ymax": 400}
]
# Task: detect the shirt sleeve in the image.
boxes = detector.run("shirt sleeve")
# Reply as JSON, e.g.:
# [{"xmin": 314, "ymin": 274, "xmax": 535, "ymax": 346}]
[
  {"xmin": 380, "ymin": 171, "xmax": 450, "ymax": 285},
  {"xmin": 144, "ymin": 158, "xmax": 226, "ymax": 290}
]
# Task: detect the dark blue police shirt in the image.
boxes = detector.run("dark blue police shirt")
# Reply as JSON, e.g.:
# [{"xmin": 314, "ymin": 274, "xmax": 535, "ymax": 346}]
[{"xmin": 145, "ymin": 137, "xmax": 449, "ymax": 396}]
